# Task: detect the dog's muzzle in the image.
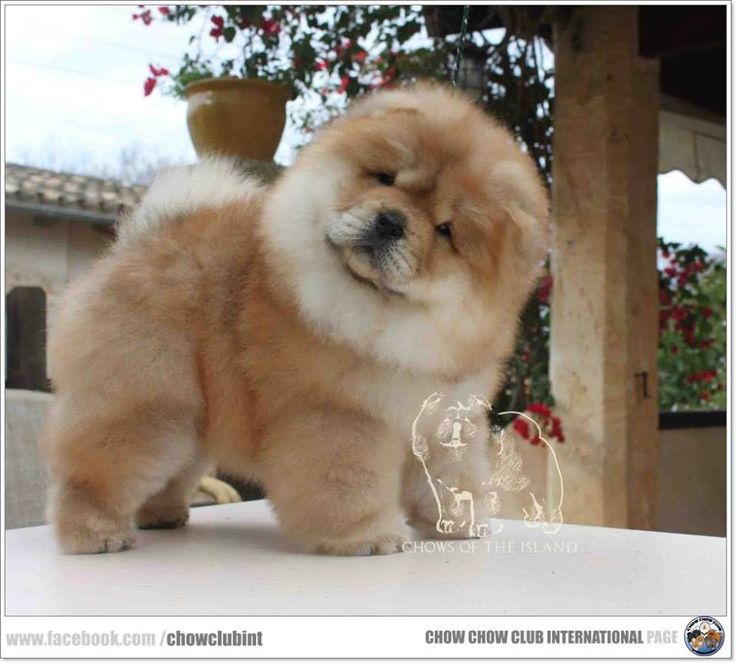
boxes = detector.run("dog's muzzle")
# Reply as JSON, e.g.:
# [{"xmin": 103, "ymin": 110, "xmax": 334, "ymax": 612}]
[
  {"xmin": 327, "ymin": 207, "xmax": 416, "ymax": 292},
  {"xmin": 327, "ymin": 208, "xmax": 406, "ymax": 254}
]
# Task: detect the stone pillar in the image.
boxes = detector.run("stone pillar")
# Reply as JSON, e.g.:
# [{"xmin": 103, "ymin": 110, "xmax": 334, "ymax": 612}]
[{"xmin": 550, "ymin": 6, "xmax": 660, "ymax": 529}]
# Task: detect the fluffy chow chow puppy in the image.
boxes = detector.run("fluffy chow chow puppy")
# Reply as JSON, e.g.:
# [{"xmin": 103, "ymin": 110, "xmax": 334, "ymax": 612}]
[{"xmin": 43, "ymin": 83, "xmax": 548, "ymax": 556}]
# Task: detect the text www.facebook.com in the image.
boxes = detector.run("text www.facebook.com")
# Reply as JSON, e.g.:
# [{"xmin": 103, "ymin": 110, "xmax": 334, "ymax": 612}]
[{"xmin": 6, "ymin": 630, "xmax": 264, "ymax": 648}]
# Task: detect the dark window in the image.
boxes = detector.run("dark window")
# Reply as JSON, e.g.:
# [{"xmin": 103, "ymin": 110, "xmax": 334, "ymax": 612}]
[{"xmin": 6, "ymin": 287, "xmax": 49, "ymax": 392}]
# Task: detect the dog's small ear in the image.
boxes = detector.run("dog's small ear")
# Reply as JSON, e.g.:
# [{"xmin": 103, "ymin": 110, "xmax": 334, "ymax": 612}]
[
  {"xmin": 506, "ymin": 201, "xmax": 549, "ymax": 261},
  {"xmin": 490, "ymin": 160, "xmax": 550, "ymax": 263}
]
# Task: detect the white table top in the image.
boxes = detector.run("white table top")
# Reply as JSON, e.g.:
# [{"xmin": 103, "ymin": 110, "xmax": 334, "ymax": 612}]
[{"xmin": 6, "ymin": 500, "xmax": 726, "ymax": 616}]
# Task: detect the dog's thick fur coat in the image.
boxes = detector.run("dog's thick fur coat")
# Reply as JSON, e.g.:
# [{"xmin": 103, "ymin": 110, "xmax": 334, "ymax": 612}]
[{"xmin": 43, "ymin": 84, "xmax": 548, "ymax": 555}]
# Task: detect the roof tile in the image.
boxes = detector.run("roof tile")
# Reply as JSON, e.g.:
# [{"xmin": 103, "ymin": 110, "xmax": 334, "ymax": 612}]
[{"xmin": 5, "ymin": 163, "xmax": 146, "ymax": 221}]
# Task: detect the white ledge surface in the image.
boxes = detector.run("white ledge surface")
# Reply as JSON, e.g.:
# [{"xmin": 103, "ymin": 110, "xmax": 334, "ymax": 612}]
[{"xmin": 5, "ymin": 500, "xmax": 726, "ymax": 616}]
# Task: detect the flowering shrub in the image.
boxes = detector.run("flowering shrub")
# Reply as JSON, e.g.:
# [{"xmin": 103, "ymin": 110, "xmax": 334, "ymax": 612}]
[
  {"xmin": 511, "ymin": 402, "xmax": 565, "ymax": 445},
  {"xmin": 657, "ymin": 239, "xmax": 726, "ymax": 410},
  {"xmin": 134, "ymin": 5, "xmax": 449, "ymax": 131},
  {"xmin": 501, "ymin": 237, "xmax": 726, "ymax": 443}
]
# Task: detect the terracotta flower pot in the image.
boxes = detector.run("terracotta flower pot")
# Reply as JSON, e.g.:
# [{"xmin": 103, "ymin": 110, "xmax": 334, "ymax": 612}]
[{"xmin": 185, "ymin": 78, "xmax": 291, "ymax": 161}]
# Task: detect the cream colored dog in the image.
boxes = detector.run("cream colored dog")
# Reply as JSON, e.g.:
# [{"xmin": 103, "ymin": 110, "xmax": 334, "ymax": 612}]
[{"xmin": 42, "ymin": 83, "xmax": 548, "ymax": 555}]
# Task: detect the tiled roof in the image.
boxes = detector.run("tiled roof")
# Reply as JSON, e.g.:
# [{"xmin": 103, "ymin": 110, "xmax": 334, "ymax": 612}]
[{"xmin": 5, "ymin": 163, "xmax": 147, "ymax": 224}]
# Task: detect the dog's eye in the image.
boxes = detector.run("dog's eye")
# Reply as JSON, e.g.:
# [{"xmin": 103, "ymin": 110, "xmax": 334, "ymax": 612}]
[
  {"xmin": 436, "ymin": 222, "xmax": 452, "ymax": 238},
  {"xmin": 377, "ymin": 172, "xmax": 395, "ymax": 186}
]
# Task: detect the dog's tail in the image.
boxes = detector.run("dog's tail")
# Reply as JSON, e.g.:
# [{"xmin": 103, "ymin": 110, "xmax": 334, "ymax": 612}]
[{"xmin": 117, "ymin": 156, "xmax": 264, "ymax": 246}]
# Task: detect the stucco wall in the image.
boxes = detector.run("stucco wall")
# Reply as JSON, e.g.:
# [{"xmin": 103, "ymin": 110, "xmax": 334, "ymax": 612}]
[
  {"xmin": 656, "ymin": 425, "xmax": 726, "ymax": 537},
  {"xmin": 5, "ymin": 210, "xmax": 112, "ymax": 350},
  {"xmin": 519, "ymin": 424, "xmax": 726, "ymax": 536}
]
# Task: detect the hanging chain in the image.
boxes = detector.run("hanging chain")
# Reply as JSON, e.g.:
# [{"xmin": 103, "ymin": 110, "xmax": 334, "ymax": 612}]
[{"xmin": 452, "ymin": 5, "xmax": 471, "ymax": 87}]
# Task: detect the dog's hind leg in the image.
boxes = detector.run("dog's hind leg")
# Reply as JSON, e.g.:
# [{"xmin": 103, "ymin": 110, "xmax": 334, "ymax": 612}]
[
  {"xmin": 44, "ymin": 397, "xmax": 203, "ymax": 554},
  {"xmin": 135, "ymin": 453, "xmax": 211, "ymax": 530}
]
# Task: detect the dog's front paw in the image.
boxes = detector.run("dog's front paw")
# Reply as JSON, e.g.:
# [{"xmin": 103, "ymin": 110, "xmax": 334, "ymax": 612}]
[
  {"xmin": 57, "ymin": 519, "xmax": 135, "ymax": 554},
  {"xmin": 52, "ymin": 489, "xmax": 135, "ymax": 554},
  {"xmin": 314, "ymin": 530, "xmax": 409, "ymax": 556}
]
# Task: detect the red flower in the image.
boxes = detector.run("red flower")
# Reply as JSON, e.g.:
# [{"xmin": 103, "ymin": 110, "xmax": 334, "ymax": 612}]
[
  {"xmin": 261, "ymin": 18, "xmax": 280, "ymax": 36},
  {"xmin": 537, "ymin": 274, "xmax": 553, "ymax": 304},
  {"xmin": 157, "ymin": 6, "xmax": 170, "ymax": 15},
  {"xmin": 701, "ymin": 391, "xmax": 711, "ymax": 402},
  {"xmin": 336, "ymin": 38, "xmax": 352, "ymax": 57},
  {"xmin": 702, "ymin": 307, "xmax": 714, "ymax": 319},
  {"xmin": 314, "ymin": 60, "xmax": 327, "ymax": 71},
  {"xmin": 512, "ymin": 417, "xmax": 530, "ymax": 439},
  {"xmin": 527, "ymin": 402, "xmax": 551, "ymax": 418},
  {"xmin": 210, "ymin": 15, "xmax": 224, "ymax": 41},
  {"xmin": 664, "ymin": 266, "xmax": 678, "ymax": 278},
  {"xmin": 132, "ymin": 9, "xmax": 152, "ymax": 25},
  {"xmin": 148, "ymin": 64, "xmax": 169, "ymax": 77},
  {"xmin": 239, "ymin": 16, "xmax": 251, "ymax": 29},
  {"xmin": 517, "ymin": 403, "xmax": 566, "ymax": 444},
  {"xmin": 143, "ymin": 76, "xmax": 156, "ymax": 96},
  {"xmin": 354, "ymin": 49, "xmax": 368, "ymax": 63},
  {"xmin": 670, "ymin": 345, "xmax": 679, "ymax": 355},
  {"xmin": 701, "ymin": 339, "xmax": 713, "ymax": 349},
  {"xmin": 692, "ymin": 261, "xmax": 705, "ymax": 272},
  {"xmin": 338, "ymin": 74, "xmax": 350, "ymax": 94},
  {"xmin": 530, "ymin": 435, "xmax": 541, "ymax": 445},
  {"xmin": 382, "ymin": 65, "xmax": 397, "ymax": 85},
  {"xmin": 548, "ymin": 415, "xmax": 563, "ymax": 439}
]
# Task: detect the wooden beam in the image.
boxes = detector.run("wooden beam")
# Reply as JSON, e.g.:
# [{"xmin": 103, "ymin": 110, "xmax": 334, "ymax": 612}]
[
  {"xmin": 550, "ymin": 6, "xmax": 659, "ymax": 529},
  {"xmin": 638, "ymin": 6, "xmax": 726, "ymax": 58}
]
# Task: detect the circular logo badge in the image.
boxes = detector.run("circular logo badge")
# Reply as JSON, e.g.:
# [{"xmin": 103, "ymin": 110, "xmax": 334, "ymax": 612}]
[{"xmin": 685, "ymin": 616, "xmax": 725, "ymax": 656}]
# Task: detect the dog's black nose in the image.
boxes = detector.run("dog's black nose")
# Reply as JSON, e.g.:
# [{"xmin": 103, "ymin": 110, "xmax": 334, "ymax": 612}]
[{"xmin": 374, "ymin": 210, "xmax": 405, "ymax": 241}]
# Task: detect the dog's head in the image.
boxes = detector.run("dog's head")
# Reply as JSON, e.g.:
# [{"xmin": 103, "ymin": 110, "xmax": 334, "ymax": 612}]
[{"xmin": 263, "ymin": 83, "xmax": 549, "ymax": 374}]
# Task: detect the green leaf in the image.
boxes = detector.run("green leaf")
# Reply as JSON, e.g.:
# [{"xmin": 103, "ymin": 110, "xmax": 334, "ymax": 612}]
[{"xmin": 223, "ymin": 26, "xmax": 236, "ymax": 43}]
